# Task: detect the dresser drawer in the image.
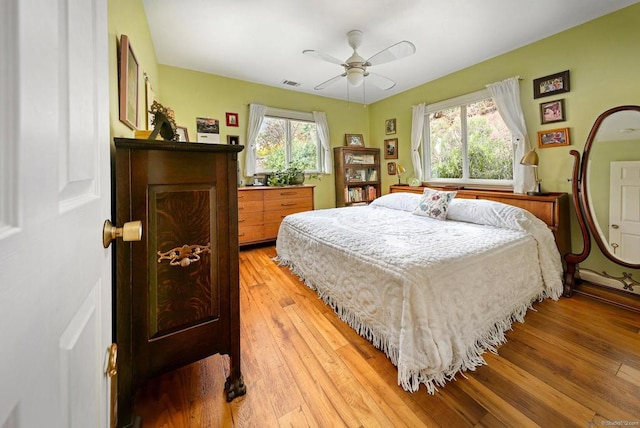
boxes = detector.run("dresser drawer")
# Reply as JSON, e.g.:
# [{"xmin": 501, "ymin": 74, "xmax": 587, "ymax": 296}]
[
  {"xmin": 264, "ymin": 197, "xmax": 313, "ymax": 212},
  {"xmin": 238, "ymin": 211, "xmax": 263, "ymax": 227},
  {"xmin": 266, "ymin": 187, "xmax": 313, "ymax": 200},
  {"xmin": 238, "ymin": 225, "xmax": 265, "ymax": 244},
  {"xmin": 238, "ymin": 200, "xmax": 263, "ymax": 213},
  {"xmin": 238, "ymin": 189, "xmax": 264, "ymax": 202}
]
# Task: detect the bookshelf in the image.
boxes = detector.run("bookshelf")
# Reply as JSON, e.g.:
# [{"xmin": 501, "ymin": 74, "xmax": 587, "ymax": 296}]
[{"xmin": 334, "ymin": 146, "xmax": 381, "ymax": 207}]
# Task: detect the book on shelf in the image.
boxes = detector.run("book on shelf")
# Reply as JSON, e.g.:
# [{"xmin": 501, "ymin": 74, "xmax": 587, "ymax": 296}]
[
  {"xmin": 345, "ymin": 153, "xmax": 374, "ymax": 165},
  {"xmin": 367, "ymin": 169, "xmax": 377, "ymax": 181}
]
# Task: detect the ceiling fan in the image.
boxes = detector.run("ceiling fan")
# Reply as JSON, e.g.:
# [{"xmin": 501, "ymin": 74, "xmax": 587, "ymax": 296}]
[{"xmin": 303, "ymin": 30, "xmax": 416, "ymax": 91}]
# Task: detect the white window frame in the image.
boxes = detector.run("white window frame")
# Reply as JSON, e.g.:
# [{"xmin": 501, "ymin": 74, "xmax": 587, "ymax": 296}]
[
  {"xmin": 256, "ymin": 107, "xmax": 323, "ymax": 174},
  {"xmin": 423, "ymin": 89, "xmax": 514, "ymax": 188}
]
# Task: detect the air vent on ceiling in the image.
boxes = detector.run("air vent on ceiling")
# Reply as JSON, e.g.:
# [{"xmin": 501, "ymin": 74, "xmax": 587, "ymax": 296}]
[{"xmin": 281, "ymin": 80, "xmax": 301, "ymax": 87}]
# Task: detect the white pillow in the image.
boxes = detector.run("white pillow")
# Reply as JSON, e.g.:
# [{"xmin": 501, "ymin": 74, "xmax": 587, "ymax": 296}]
[
  {"xmin": 447, "ymin": 198, "xmax": 536, "ymax": 231},
  {"xmin": 412, "ymin": 188, "xmax": 457, "ymax": 220},
  {"xmin": 369, "ymin": 192, "xmax": 422, "ymax": 212}
]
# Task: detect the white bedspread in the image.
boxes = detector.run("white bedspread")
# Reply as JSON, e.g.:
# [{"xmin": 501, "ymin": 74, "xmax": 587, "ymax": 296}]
[{"xmin": 275, "ymin": 196, "xmax": 563, "ymax": 393}]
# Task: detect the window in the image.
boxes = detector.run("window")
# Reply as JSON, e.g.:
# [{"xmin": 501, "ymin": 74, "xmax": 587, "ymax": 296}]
[
  {"xmin": 423, "ymin": 90, "xmax": 513, "ymax": 185},
  {"xmin": 254, "ymin": 108, "xmax": 320, "ymax": 173}
]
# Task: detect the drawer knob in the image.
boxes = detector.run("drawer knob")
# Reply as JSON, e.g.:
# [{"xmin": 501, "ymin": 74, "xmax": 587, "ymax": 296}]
[{"xmin": 157, "ymin": 243, "xmax": 211, "ymax": 267}]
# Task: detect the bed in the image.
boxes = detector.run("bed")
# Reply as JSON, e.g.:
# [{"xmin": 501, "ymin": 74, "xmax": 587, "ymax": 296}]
[{"xmin": 275, "ymin": 189, "xmax": 564, "ymax": 393}]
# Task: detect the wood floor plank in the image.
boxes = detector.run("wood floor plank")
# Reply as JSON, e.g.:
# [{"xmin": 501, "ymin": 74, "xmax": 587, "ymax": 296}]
[{"xmin": 132, "ymin": 245, "xmax": 640, "ymax": 427}]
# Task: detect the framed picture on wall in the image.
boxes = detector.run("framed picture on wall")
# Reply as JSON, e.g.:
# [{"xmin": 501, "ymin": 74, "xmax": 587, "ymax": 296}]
[
  {"xmin": 387, "ymin": 162, "xmax": 397, "ymax": 175},
  {"xmin": 540, "ymin": 99, "xmax": 565, "ymax": 124},
  {"xmin": 226, "ymin": 112, "xmax": 238, "ymax": 127},
  {"xmin": 118, "ymin": 34, "xmax": 139, "ymax": 130},
  {"xmin": 537, "ymin": 127, "xmax": 570, "ymax": 148},
  {"xmin": 533, "ymin": 70, "xmax": 570, "ymax": 99},
  {"xmin": 385, "ymin": 118, "xmax": 396, "ymax": 135},
  {"xmin": 384, "ymin": 138, "xmax": 398, "ymax": 159}
]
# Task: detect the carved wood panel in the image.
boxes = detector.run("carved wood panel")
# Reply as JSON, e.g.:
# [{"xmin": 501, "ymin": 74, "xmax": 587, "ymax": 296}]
[{"xmin": 149, "ymin": 184, "xmax": 218, "ymax": 337}]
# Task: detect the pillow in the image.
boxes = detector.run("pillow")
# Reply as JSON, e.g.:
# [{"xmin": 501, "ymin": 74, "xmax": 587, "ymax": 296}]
[
  {"xmin": 412, "ymin": 188, "xmax": 457, "ymax": 220},
  {"xmin": 447, "ymin": 198, "xmax": 536, "ymax": 231},
  {"xmin": 369, "ymin": 192, "xmax": 422, "ymax": 212}
]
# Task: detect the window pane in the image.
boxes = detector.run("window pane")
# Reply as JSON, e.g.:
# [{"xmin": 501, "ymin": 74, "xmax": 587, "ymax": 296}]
[
  {"xmin": 466, "ymin": 99, "xmax": 513, "ymax": 180},
  {"xmin": 290, "ymin": 120, "xmax": 318, "ymax": 171},
  {"xmin": 255, "ymin": 117, "xmax": 285, "ymax": 171},
  {"xmin": 430, "ymin": 107, "xmax": 462, "ymax": 179}
]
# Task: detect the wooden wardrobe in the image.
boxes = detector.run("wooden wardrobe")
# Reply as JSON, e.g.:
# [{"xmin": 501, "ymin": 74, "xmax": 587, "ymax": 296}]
[{"xmin": 112, "ymin": 138, "xmax": 245, "ymax": 427}]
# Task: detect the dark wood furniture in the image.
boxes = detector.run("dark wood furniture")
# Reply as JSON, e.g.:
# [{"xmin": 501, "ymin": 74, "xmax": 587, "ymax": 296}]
[
  {"xmin": 334, "ymin": 147, "xmax": 381, "ymax": 207},
  {"xmin": 389, "ymin": 185, "xmax": 570, "ymax": 259},
  {"xmin": 113, "ymin": 138, "xmax": 245, "ymax": 427},
  {"xmin": 238, "ymin": 185, "xmax": 314, "ymax": 246},
  {"xmin": 564, "ymin": 105, "xmax": 640, "ymax": 312}
]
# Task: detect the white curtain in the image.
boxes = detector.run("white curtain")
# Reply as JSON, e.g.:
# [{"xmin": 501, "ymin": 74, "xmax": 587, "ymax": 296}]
[
  {"xmin": 312, "ymin": 111, "xmax": 332, "ymax": 174},
  {"xmin": 244, "ymin": 103, "xmax": 268, "ymax": 177},
  {"xmin": 410, "ymin": 103, "xmax": 425, "ymax": 180},
  {"xmin": 486, "ymin": 77, "xmax": 534, "ymax": 194}
]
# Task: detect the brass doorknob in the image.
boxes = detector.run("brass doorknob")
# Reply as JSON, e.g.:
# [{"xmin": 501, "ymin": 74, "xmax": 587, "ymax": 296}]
[{"xmin": 102, "ymin": 220, "xmax": 142, "ymax": 248}]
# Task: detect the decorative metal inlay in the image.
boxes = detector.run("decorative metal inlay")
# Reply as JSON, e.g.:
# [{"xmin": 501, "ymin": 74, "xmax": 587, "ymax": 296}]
[
  {"xmin": 601, "ymin": 271, "xmax": 639, "ymax": 292},
  {"xmin": 157, "ymin": 243, "xmax": 211, "ymax": 267}
]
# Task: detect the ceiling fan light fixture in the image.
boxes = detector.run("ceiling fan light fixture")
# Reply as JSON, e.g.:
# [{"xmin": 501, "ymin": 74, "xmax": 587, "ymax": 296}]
[{"xmin": 347, "ymin": 68, "xmax": 364, "ymax": 87}]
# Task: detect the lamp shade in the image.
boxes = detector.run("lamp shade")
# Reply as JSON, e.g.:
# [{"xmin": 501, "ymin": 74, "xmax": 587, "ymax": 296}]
[{"xmin": 520, "ymin": 149, "xmax": 539, "ymax": 167}]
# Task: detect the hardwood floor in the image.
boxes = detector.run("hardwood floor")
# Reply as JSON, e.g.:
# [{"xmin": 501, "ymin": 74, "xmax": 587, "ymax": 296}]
[{"xmin": 133, "ymin": 245, "xmax": 640, "ymax": 427}]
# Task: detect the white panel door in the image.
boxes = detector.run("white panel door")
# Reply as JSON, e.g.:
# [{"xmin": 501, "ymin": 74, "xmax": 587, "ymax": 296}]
[
  {"xmin": 609, "ymin": 161, "xmax": 640, "ymax": 263},
  {"xmin": 0, "ymin": 0, "xmax": 111, "ymax": 427}
]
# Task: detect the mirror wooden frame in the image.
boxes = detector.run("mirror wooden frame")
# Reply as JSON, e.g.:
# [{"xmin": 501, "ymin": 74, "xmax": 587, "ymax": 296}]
[{"xmin": 564, "ymin": 105, "xmax": 640, "ymax": 310}]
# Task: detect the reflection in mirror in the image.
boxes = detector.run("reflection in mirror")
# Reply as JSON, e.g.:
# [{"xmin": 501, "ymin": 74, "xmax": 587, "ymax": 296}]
[{"xmin": 585, "ymin": 108, "xmax": 640, "ymax": 265}]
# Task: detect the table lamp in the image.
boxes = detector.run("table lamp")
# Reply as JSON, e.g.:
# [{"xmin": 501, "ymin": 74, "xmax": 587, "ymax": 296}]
[
  {"xmin": 396, "ymin": 163, "xmax": 407, "ymax": 185},
  {"xmin": 520, "ymin": 149, "xmax": 549, "ymax": 196}
]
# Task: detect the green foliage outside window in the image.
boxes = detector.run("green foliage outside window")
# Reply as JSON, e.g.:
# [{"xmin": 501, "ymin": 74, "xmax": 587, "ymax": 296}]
[
  {"xmin": 256, "ymin": 117, "xmax": 318, "ymax": 172},
  {"xmin": 429, "ymin": 99, "xmax": 513, "ymax": 181}
]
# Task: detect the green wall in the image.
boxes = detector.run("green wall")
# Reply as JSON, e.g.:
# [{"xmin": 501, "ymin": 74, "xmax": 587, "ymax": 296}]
[
  {"xmin": 108, "ymin": 0, "xmax": 640, "ymax": 278},
  {"xmin": 157, "ymin": 66, "xmax": 369, "ymax": 210}
]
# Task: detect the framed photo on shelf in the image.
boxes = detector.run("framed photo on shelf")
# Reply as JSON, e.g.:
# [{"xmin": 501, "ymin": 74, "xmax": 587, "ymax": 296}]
[
  {"xmin": 540, "ymin": 99, "xmax": 565, "ymax": 124},
  {"xmin": 533, "ymin": 70, "xmax": 570, "ymax": 99},
  {"xmin": 537, "ymin": 127, "xmax": 570, "ymax": 148},
  {"xmin": 226, "ymin": 112, "xmax": 238, "ymax": 127},
  {"xmin": 385, "ymin": 118, "xmax": 396, "ymax": 135},
  {"xmin": 176, "ymin": 126, "xmax": 189, "ymax": 142},
  {"xmin": 384, "ymin": 138, "xmax": 398, "ymax": 159},
  {"xmin": 118, "ymin": 34, "xmax": 139, "ymax": 130},
  {"xmin": 227, "ymin": 135, "xmax": 240, "ymax": 145},
  {"xmin": 345, "ymin": 134, "xmax": 364, "ymax": 147},
  {"xmin": 387, "ymin": 162, "xmax": 397, "ymax": 175}
]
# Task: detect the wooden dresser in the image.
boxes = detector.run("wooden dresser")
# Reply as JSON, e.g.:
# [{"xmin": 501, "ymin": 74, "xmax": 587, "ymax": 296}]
[
  {"xmin": 390, "ymin": 185, "xmax": 570, "ymax": 257},
  {"xmin": 238, "ymin": 185, "xmax": 314, "ymax": 245},
  {"xmin": 113, "ymin": 138, "xmax": 246, "ymax": 427}
]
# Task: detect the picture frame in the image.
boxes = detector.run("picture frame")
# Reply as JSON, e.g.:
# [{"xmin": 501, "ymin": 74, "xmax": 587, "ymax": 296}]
[
  {"xmin": 384, "ymin": 138, "xmax": 398, "ymax": 159},
  {"xmin": 227, "ymin": 135, "xmax": 240, "ymax": 145},
  {"xmin": 387, "ymin": 162, "xmax": 397, "ymax": 175},
  {"xmin": 119, "ymin": 34, "xmax": 139, "ymax": 130},
  {"xmin": 385, "ymin": 118, "xmax": 396, "ymax": 135},
  {"xmin": 196, "ymin": 117, "xmax": 220, "ymax": 143},
  {"xmin": 176, "ymin": 126, "xmax": 189, "ymax": 142},
  {"xmin": 226, "ymin": 112, "xmax": 238, "ymax": 127},
  {"xmin": 537, "ymin": 127, "xmax": 570, "ymax": 148},
  {"xmin": 345, "ymin": 134, "xmax": 365, "ymax": 147},
  {"xmin": 540, "ymin": 99, "xmax": 565, "ymax": 124},
  {"xmin": 144, "ymin": 75, "xmax": 156, "ymax": 130},
  {"xmin": 533, "ymin": 70, "xmax": 570, "ymax": 99}
]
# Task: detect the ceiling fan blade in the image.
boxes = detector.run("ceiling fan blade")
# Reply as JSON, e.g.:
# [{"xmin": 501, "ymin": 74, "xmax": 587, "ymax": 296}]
[
  {"xmin": 303, "ymin": 49, "xmax": 345, "ymax": 66},
  {"xmin": 365, "ymin": 72, "xmax": 396, "ymax": 90},
  {"xmin": 314, "ymin": 73, "xmax": 346, "ymax": 90},
  {"xmin": 365, "ymin": 40, "xmax": 416, "ymax": 66}
]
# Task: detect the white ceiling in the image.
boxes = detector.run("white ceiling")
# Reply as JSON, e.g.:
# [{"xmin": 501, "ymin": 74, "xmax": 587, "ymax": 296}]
[{"xmin": 143, "ymin": 0, "xmax": 638, "ymax": 104}]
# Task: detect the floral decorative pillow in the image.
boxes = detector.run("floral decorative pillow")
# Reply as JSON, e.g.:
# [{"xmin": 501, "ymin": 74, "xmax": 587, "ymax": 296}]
[{"xmin": 412, "ymin": 188, "xmax": 457, "ymax": 220}]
